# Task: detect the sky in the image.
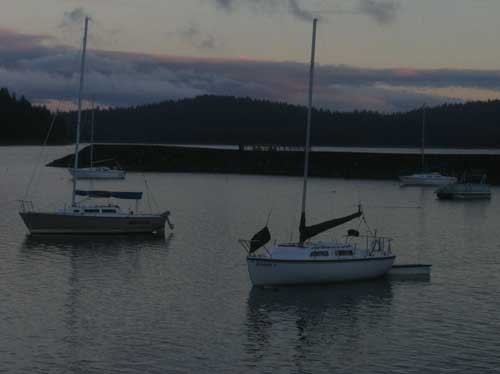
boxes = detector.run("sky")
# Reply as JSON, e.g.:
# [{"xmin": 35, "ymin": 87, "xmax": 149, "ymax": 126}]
[{"xmin": 1, "ymin": 0, "xmax": 500, "ymax": 112}]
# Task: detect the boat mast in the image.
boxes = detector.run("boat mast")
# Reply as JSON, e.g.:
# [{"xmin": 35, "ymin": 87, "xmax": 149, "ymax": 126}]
[
  {"xmin": 299, "ymin": 18, "xmax": 318, "ymax": 241},
  {"xmin": 90, "ymin": 99, "xmax": 95, "ymax": 169},
  {"xmin": 421, "ymin": 103, "xmax": 426, "ymax": 172},
  {"xmin": 71, "ymin": 16, "xmax": 89, "ymax": 206}
]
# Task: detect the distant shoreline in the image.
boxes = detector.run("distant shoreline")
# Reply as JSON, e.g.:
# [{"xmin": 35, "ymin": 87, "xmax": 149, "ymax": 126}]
[
  {"xmin": 47, "ymin": 143, "xmax": 500, "ymax": 184},
  {"xmin": 83, "ymin": 143, "xmax": 500, "ymax": 155}
]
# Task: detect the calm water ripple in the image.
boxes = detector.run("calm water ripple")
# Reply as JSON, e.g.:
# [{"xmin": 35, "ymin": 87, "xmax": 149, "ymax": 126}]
[{"xmin": 1, "ymin": 146, "xmax": 500, "ymax": 373}]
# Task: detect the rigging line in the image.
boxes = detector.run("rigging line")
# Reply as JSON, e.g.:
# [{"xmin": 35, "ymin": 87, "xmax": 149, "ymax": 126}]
[
  {"xmin": 361, "ymin": 214, "xmax": 374, "ymax": 236},
  {"xmin": 143, "ymin": 174, "xmax": 154, "ymax": 213},
  {"xmin": 24, "ymin": 112, "xmax": 58, "ymax": 200},
  {"xmin": 147, "ymin": 177, "xmax": 161, "ymax": 211},
  {"xmin": 265, "ymin": 208, "xmax": 273, "ymax": 227}
]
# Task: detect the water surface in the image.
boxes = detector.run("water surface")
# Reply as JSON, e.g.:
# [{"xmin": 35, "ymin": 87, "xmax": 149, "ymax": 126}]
[{"xmin": 1, "ymin": 146, "xmax": 499, "ymax": 373}]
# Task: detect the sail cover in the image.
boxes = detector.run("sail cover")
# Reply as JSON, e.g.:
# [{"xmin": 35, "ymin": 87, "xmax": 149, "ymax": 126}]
[
  {"xmin": 249, "ymin": 226, "xmax": 271, "ymax": 253},
  {"xmin": 75, "ymin": 190, "xmax": 142, "ymax": 200},
  {"xmin": 299, "ymin": 210, "xmax": 362, "ymax": 243}
]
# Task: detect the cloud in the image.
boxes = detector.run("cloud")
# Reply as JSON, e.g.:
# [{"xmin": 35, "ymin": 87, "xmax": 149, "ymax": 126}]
[
  {"xmin": 176, "ymin": 25, "xmax": 218, "ymax": 50},
  {"xmin": 213, "ymin": 0, "xmax": 235, "ymax": 10},
  {"xmin": 288, "ymin": 0, "xmax": 317, "ymax": 22},
  {"xmin": 209, "ymin": 0, "xmax": 316, "ymax": 22},
  {"xmin": 0, "ymin": 28, "xmax": 55, "ymax": 51},
  {"xmin": 1, "ymin": 28, "xmax": 500, "ymax": 112},
  {"xmin": 60, "ymin": 7, "xmax": 92, "ymax": 29},
  {"xmin": 357, "ymin": 0, "xmax": 401, "ymax": 25},
  {"xmin": 208, "ymin": 0, "xmax": 401, "ymax": 25}
]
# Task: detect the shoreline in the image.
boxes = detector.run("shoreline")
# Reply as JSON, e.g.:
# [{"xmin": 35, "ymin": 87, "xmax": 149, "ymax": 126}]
[{"xmin": 47, "ymin": 144, "xmax": 500, "ymax": 184}]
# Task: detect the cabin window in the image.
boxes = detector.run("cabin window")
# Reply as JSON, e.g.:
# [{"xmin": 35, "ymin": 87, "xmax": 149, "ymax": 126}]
[
  {"xmin": 84, "ymin": 209, "xmax": 99, "ymax": 213},
  {"xmin": 336, "ymin": 250, "xmax": 353, "ymax": 256},
  {"xmin": 102, "ymin": 209, "xmax": 117, "ymax": 213},
  {"xmin": 73, "ymin": 209, "xmax": 80, "ymax": 213},
  {"xmin": 310, "ymin": 250, "xmax": 329, "ymax": 257}
]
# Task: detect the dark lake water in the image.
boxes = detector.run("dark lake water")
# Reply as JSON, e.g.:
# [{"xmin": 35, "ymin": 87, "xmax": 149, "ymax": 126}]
[{"xmin": 1, "ymin": 146, "xmax": 500, "ymax": 373}]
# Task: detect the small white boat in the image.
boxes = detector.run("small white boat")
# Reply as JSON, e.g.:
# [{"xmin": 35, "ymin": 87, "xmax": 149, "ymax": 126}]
[
  {"xmin": 69, "ymin": 166, "xmax": 126, "ymax": 179},
  {"xmin": 68, "ymin": 100, "xmax": 126, "ymax": 180},
  {"xmin": 399, "ymin": 105, "xmax": 455, "ymax": 186},
  {"xmin": 243, "ymin": 237, "xmax": 395, "ymax": 287},
  {"xmin": 399, "ymin": 172, "xmax": 456, "ymax": 186},
  {"xmin": 436, "ymin": 174, "xmax": 491, "ymax": 200},
  {"xmin": 240, "ymin": 19, "xmax": 396, "ymax": 287}
]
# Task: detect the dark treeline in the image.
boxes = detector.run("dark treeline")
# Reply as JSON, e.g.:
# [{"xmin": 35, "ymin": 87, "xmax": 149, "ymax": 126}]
[
  {"xmin": 70, "ymin": 95, "xmax": 500, "ymax": 148},
  {"xmin": 0, "ymin": 88, "xmax": 69, "ymax": 144}
]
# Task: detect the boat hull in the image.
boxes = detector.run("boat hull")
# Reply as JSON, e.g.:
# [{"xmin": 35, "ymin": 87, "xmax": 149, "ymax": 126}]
[
  {"xmin": 19, "ymin": 212, "xmax": 166, "ymax": 235},
  {"xmin": 399, "ymin": 174, "xmax": 456, "ymax": 186},
  {"xmin": 436, "ymin": 183, "xmax": 491, "ymax": 200},
  {"xmin": 436, "ymin": 192, "xmax": 491, "ymax": 200},
  {"xmin": 247, "ymin": 255, "xmax": 396, "ymax": 286},
  {"xmin": 69, "ymin": 168, "xmax": 126, "ymax": 179}
]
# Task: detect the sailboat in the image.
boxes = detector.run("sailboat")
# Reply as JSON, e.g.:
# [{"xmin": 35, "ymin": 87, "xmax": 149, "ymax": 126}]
[
  {"xmin": 69, "ymin": 102, "xmax": 126, "ymax": 179},
  {"xmin": 19, "ymin": 17, "xmax": 173, "ymax": 235},
  {"xmin": 240, "ymin": 19, "xmax": 395, "ymax": 287},
  {"xmin": 436, "ymin": 172, "xmax": 491, "ymax": 200},
  {"xmin": 399, "ymin": 104, "xmax": 457, "ymax": 186}
]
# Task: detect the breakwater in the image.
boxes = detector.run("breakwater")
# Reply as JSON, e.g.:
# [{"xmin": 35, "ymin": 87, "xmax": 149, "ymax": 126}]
[{"xmin": 48, "ymin": 144, "xmax": 500, "ymax": 183}]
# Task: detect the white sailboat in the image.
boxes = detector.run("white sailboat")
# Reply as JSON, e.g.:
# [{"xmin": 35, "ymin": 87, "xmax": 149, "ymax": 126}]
[
  {"xmin": 399, "ymin": 104, "xmax": 457, "ymax": 186},
  {"xmin": 69, "ymin": 98, "xmax": 126, "ymax": 179},
  {"xmin": 240, "ymin": 19, "xmax": 395, "ymax": 287},
  {"xmin": 19, "ymin": 17, "xmax": 172, "ymax": 235}
]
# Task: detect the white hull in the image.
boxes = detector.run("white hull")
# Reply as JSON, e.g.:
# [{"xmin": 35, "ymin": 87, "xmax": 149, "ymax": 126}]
[
  {"xmin": 69, "ymin": 167, "xmax": 126, "ymax": 179},
  {"xmin": 399, "ymin": 173, "xmax": 456, "ymax": 186},
  {"xmin": 247, "ymin": 255, "xmax": 395, "ymax": 286}
]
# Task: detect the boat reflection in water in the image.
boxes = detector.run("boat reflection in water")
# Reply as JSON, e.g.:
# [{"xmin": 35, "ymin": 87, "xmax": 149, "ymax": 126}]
[
  {"xmin": 21, "ymin": 232, "xmax": 173, "ymax": 254},
  {"xmin": 18, "ymin": 233, "xmax": 174, "ymax": 373},
  {"xmin": 244, "ymin": 279, "xmax": 393, "ymax": 371}
]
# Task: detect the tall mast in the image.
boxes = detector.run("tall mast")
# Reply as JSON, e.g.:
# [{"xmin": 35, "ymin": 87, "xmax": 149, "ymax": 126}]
[
  {"xmin": 299, "ymin": 18, "xmax": 318, "ymax": 241},
  {"xmin": 90, "ymin": 99, "xmax": 95, "ymax": 169},
  {"xmin": 71, "ymin": 16, "xmax": 89, "ymax": 206},
  {"xmin": 420, "ymin": 103, "xmax": 426, "ymax": 172}
]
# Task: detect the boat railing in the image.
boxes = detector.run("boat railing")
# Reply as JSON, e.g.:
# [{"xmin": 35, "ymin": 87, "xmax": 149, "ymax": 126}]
[
  {"xmin": 238, "ymin": 239, "xmax": 273, "ymax": 256},
  {"xmin": 345, "ymin": 234, "xmax": 393, "ymax": 255},
  {"xmin": 18, "ymin": 200, "xmax": 35, "ymax": 213}
]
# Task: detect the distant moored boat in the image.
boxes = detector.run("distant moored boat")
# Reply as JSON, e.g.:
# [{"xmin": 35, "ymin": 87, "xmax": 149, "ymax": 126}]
[
  {"xmin": 436, "ymin": 173, "xmax": 491, "ymax": 200},
  {"xmin": 399, "ymin": 104, "xmax": 456, "ymax": 186},
  {"xmin": 399, "ymin": 172, "xmax": 456, "ymax": 186},
  {"xmin": 69, "ymin": 166, "xmax": 126, "ymax": 179}
]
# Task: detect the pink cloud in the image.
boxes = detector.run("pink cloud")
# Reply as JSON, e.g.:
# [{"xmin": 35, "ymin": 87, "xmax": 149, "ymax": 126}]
[
  {"xmin": 393, "ymin": 68, "xmax": 419, "ymax": 78},
  {"xmin": 0, "ymin": 28, "xmax": 55, "ymax": 50},
  {"xmin": 0, "ymin": 28, "xmax": 498, "ymax": 112}
]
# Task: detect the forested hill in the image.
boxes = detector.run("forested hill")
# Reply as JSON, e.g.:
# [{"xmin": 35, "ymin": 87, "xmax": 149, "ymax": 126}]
[
  {"xmin": 71, "ymin": 95, "xmax": 500, "ymax": 148},
  {"xmin": 0, "ymin": 88, "xmax": 69, "ymax": 144}
]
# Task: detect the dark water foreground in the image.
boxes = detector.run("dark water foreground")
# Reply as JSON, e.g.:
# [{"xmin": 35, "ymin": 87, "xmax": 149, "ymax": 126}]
[
  {"xmin": 2, "ymin": 146, "xmax": 500, "ymax": 373},
  {"xmin": 48, "ymin": 144, "xmax": 500, "ymax": 183}
]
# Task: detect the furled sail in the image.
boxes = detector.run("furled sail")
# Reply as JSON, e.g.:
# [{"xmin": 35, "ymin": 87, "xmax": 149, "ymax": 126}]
[
  {"xmin": 299, "ymin": 210, "xmax": 362, "ymax": 243},
  {"xmin": 75, "ymin": 190, "xmax": 142, "ymax": 200},
  {"xmin": 249, "ymin": 226, "xmax": 271, "ymax": 254}
]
